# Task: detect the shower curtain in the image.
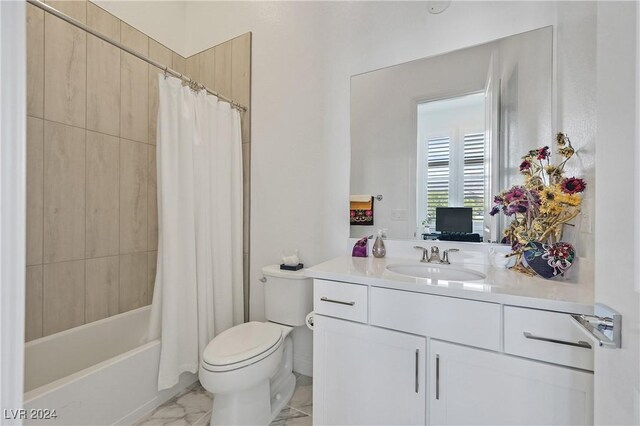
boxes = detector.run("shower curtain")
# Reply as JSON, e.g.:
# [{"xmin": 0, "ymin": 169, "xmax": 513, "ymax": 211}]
[{"xmin": 149, "ymin": 76, "xmax": 244, "ymax": 391}]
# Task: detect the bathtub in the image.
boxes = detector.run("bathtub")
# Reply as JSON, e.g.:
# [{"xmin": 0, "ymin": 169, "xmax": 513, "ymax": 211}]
[{"xmin": 24, "ymin": 306, "xmax": 197, "ymax": 425}]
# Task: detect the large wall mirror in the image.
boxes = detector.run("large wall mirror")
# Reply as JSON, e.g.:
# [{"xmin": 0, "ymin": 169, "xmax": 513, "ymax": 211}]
[{"xmin": 350, "ymin": 26, "xmax": 552, "ymax": 242}]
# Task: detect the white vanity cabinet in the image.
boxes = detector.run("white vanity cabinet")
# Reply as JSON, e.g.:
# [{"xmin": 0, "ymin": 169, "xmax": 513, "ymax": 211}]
[
  {"xmin": 313, "ymin": 315, "xmax": 427, "ymax": 426},
  {"xmin": 312, "ymin": 278, "xmax": 594, "ymax": 426},
  {"xmin": 429, "ymin": 340, "xmax": 593, "ymax": 425}
]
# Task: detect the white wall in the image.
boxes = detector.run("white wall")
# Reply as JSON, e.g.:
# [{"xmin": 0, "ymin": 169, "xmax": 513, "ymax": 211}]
[
  {"xmin": 93, "ymin": 1, "xmax": 188, "ymax": 54},
  {"xmin": 177, "ymin": 1, "xmax": 597, "ymax": 321},
  {"xmin": 0, "ymin": 0, "xmax": 26, "ymax": 419},
  {"xmin": 99, "ymin": 1, "xmax": 602, "ymax": 376},
  {"xmin": 554, "ymin": 2, "xmax": 597, "ymax": 260},
  {"xmin": 498, "ymin": 26, "xmax": 554, "ymax": 191},
  {"xmin": 593, "ymin": 2, "xmax": 639, "ymax": 424}
]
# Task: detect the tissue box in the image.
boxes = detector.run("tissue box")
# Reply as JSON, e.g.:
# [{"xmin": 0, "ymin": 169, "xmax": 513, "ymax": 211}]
[{"xmin": 280, "ymin": 263, "xmax": 304, "ymax": 271}]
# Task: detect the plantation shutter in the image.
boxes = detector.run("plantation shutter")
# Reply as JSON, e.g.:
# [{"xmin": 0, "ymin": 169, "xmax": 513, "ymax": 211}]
[
  {"xmin": 426, "ymin": 137, "xmax": 450, "ymax": 225},
  {"xmin": 463, "ymin": 132, "xmax": 485, "ymax": 234}
]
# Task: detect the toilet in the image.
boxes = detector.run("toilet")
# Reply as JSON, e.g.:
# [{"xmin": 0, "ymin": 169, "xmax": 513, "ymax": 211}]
[{"xmin": 199, "ymin": 265, "xmax": 313, "ymax": 425}]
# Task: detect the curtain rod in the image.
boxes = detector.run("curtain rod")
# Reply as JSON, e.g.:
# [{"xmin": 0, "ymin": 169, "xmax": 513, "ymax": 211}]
[{"xmin": 26, "ymin": 0, "xmax": 248, "ymax": 112}]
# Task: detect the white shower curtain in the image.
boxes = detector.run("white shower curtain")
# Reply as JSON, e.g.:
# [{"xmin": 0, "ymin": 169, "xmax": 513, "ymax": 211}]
[{"xmin": 149, "ymin": 76, "xmax": 244, "ymax": 391}]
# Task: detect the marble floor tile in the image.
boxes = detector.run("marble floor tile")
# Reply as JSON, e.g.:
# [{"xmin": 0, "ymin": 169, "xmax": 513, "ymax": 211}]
[
  {"xmin": 135, "ymin": 375, "xmax": 312, "ymax": 426},
  {"xmin": 192, "ymin": 411, "xmax": 211, "ymax": 426},
  {"xmin": 288, "ymin": 378, "xmax": 312, "ymax": 416},
  {"xmin": 295, "ymin": 375, "xmax": 312, "ymax": 387},
  {"xmin": 270, "ymin": 407, "xmax": 311, "ymax": 426},
  {"xmin": 134, "ymin": 382, "xmax": 212, "ymax": 426}
]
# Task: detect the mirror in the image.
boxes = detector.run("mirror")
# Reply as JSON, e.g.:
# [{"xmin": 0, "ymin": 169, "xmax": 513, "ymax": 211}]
[{"xmin": 350, "ymin": 26, "xmax": 552, "ymax": 242}]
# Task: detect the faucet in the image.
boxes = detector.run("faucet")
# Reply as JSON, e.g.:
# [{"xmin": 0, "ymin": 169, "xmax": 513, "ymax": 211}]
[
  {"xmin": 414, "ymin": 246, "xmax": 429, "ymax": 262},
  {"xmin": 414, "ymin": 246, "xmax": 460, "ymax": 264},
  {"xmin": 441, "ymin": 248, "xmax": 460, "ymax": 264}
]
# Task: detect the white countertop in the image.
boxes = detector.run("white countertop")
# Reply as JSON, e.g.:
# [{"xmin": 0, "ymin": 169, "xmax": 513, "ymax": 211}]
[{"xmin": 305, "ymin": 255, "xmax": 594, "ymax": 314}]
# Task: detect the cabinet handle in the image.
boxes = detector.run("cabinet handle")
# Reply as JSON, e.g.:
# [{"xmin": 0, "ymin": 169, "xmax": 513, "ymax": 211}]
[
  {"xmin": 414, "ymin": 349, "xmax": 419, "ymax": 393},
  {"xmin": 435, "ymin": 354, "xmax": 440, "ymax": 400},
  {"xmin": 523, "ymin": 331, "xmax": 592, "ymax": 349},
  {"xmin": 320, "ymin": 297, "xmax": 355, "ymax": 306}
]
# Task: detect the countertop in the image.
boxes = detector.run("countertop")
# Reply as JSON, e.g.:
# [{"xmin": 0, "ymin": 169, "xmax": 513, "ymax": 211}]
[{"xmin": 305, "ymin": 255, "xmax": 594, "ymax": 314}]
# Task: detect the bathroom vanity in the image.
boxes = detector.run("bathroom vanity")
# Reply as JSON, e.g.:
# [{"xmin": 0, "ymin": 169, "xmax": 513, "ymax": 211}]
[{"xmin": 307, "ymin": 250, "xmax": 595, "ymax": 425}]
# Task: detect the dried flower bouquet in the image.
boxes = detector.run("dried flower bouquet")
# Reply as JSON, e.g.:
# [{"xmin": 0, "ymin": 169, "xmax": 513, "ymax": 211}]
[{"xmin": 489, "ymin": 133, "xmax": 586, "ymax": 275}]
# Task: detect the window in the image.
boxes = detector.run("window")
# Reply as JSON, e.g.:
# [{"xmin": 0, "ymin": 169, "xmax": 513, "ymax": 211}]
[
  {"xmin": 425, "ymin": 136, "xmax": 450, "ymax": 225},
  {"xmin": 417, "ymin": 93, "xmax": 486, "ymax": 235},
  {"xmin": 463, "ymin": 132, "xmax": 485, "ymax": 232}
]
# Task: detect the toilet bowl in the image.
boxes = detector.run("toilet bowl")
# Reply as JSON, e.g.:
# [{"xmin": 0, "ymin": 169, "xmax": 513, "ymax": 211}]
[{"xmin": 199, "ymin": 265, "xmax": 313, "ymax": 425}]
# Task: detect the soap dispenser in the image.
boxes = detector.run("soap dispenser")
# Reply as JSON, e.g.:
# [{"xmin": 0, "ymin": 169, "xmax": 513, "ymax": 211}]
[{"xmin": 372, "ymin": 229, "xmax": 386, "ymax": 258}]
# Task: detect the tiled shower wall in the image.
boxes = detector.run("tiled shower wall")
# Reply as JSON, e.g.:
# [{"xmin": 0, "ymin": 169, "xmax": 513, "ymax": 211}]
[{"xmin": 25, "ymin": 0, "xmax": 251, "ymax": 341}]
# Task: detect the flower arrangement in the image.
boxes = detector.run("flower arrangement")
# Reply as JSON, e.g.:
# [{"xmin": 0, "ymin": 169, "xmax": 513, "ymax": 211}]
[{"xmin": 489, "ymin": 133, "xmax": 586, "ymax": 276}]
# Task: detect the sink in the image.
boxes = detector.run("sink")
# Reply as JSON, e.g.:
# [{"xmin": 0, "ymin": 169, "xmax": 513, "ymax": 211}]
[{"xmin": 386, "ymin": 263, "xmax": 487, "ymax": 281}]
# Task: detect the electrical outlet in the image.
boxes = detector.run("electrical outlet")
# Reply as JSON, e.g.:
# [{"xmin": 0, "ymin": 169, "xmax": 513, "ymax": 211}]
[{"xmin": 580, "ymin": 212, "xmax": 593, "ymax": 234}]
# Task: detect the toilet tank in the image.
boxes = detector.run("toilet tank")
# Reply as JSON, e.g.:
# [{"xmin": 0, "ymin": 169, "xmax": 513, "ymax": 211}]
[{"xmin": 262, "ymin": 265, "xmax": 313, "ymax": 326}]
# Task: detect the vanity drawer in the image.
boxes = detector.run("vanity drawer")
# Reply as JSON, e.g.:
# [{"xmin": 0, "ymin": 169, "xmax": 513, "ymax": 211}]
[
  {"xmin": 370, "ymin": 287, "xmax": 501, "ymax": 351},
  {"xmin": 314, "ymin": 279, "xmax": 368, "ymax": 323},
  {"xmin": 504, "ymin": 306, "xmax": 594, "ymax": 371}
]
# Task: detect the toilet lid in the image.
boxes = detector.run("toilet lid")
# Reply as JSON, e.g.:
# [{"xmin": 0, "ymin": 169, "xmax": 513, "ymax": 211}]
[{"xmin": 202, "ymin": 322, "xmax": 283, "ymax": 368}]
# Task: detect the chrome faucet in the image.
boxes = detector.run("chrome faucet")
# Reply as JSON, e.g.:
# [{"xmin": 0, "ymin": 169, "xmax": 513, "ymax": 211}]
[
  {"xmin": 413, "ymin": 246, "xmax": 460, "ymax": 264},
  {"xmin": 441, "ymin": 248, "xmax": 460, "ymax": 264},
  {"xmin": 413, "ymin": 246, "xmax": 430, "ymax": 262},
  {"xmin": 428, "ymin": 246, "xmax": 441, "ymax": 263}
]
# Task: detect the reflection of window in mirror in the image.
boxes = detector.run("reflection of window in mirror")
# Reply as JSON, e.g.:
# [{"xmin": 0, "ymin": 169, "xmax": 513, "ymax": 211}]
[{"xmin": 417, "ymin": 93, "xmax": 486, "ymax": 236}]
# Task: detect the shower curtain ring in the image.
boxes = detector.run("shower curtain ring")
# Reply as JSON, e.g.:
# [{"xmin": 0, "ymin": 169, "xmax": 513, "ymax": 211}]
[{"xmin": 163, "ymin": 67, "xmax": 168, "ymax": 79}]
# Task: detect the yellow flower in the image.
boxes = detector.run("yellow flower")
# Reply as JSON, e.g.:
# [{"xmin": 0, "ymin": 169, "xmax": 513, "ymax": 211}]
[
  {"xmin": 557, "ymin": 192, "xmax": 581, "ymax": 207},
  {"xmin": 539, "ymin": 185, "xmax": 564, "ymax": 215},
  {"xmin": 540, "ymin": 202, "xmax": 563, "ymax": 215},
  {"xmin": 541, "ymin": 185, "xmax": 561, "ymax": 202}
]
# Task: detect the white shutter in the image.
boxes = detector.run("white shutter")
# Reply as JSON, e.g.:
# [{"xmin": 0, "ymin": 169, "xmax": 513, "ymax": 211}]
[
  {"xmin": 426, "ymin": 137, "xmax": 450, "ymax": 226},
  {"xmin": 463, "ymin": 132, "xmax": 485, "ymax": 234}
]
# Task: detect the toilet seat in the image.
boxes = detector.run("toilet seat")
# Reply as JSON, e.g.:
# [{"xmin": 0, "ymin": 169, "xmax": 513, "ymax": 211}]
[{"xmin": 202, "ymin": 322, "xmax": 284, "ymax": 372}]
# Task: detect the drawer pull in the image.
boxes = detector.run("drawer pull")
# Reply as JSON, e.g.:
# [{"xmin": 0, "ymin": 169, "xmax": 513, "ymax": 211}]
[
  {"xmin": 523, "ymin": 331, "xmax": 592, "ymax": 349},
  {"xmin": 320, "ymin": 297, "xmax": 355, "ymax": 306},
  {"xmin": 414, "ymin": 349, "xmax": 419, "ymax": 393},
  {"xmin": 435, "ymin": 354, "xmax": 440, "ymax": 400}
]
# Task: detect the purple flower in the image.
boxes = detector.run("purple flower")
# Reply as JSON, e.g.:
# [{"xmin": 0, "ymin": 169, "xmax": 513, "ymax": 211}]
[
  {"xmin": 537, "ymin": 146, "xmax": 550, "ymax": 160},
  {"xmin": 497, "ymin": 186, "xmax": 539, "ymax": 216},
  {"xmin": 519, "ymin": 160, "xmax": 531, "ymax": 172},
  {"xmin": 489, "ymin": 206, "xmax": 501, "ymax": 216}
]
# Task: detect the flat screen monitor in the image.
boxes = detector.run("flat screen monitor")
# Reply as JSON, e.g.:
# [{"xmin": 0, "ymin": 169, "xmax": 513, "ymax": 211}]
[{"xmin": 435, "ymin": 207, "xmax": 473, "ymax": 233}]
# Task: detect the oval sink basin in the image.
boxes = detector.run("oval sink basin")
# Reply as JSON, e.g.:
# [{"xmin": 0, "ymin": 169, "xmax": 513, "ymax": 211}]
[{"xmin": 386, "ymin": 264, "xmax": 487, "ymax": 281}]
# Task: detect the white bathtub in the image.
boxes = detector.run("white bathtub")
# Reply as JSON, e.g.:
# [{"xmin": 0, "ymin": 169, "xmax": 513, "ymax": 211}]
[{"xmin": 24, "ymin": 306, "xmax": 197, "ymax": 425}]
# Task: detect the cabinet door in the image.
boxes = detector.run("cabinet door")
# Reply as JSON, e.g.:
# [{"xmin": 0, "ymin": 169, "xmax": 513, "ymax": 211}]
[
  {"xmin": 430, "ymin": 340, "xmax": 593, "ymax": 425},
  {"xmin": 313, "ymin": 315, "xmax": 426, "ymax": 425}
]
